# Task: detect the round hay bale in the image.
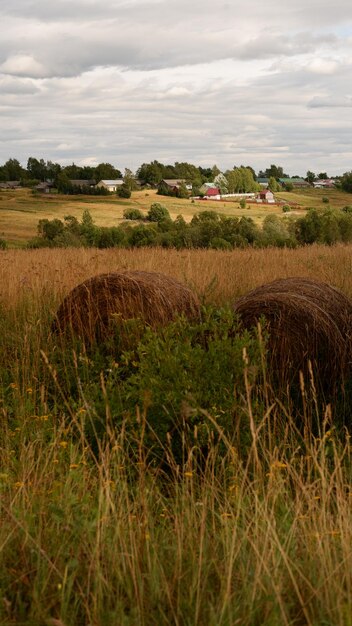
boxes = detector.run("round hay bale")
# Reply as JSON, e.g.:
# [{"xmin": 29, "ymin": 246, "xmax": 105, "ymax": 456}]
[
  {"xmin": 52, "ymin": 271, "xmax": 200, "ymax": 345},
  {"xmin": 233, "ymin": 278, "xmax": 352, "ymax": 396}
]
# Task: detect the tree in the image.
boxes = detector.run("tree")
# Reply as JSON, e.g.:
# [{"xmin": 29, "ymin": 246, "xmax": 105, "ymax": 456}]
[
  {"xmin": 268, "ymin": 176, "xmax": 280, "ymax": 193},
  {"xmin": 340, "ymin": 172, "xmax": 352, "ymax": 193},
  {"xmin": 318, "ymin": 172, "xmax": 328, "ymax": 180},
  {"xmin": 27, "ymin": 157, "xmax": 47, "ymax": 181},
  {"xmin": 56, "ymin": 171, "xmax": 72, "ymax": 193},
  {"xmin": 211, "ymin": 165, "xmax": 221, "ymax": 179},
  {"xmin": 147, "ymin": 203, "xmax": 170, "ymax": 222},
  {"xmin": 117, "ymin": 183, "xmax": 131, "ymax": 198},
  {"xmin": 123, "ymin": 168, "xmax": 138, "ymax": 192},
  {"xmin": 3, "ymin": 158, "xmax": 25, "ymax": 180},
  {"xmin": 94, "ymin": 163, "xmax": 122, "ymax": 181},
  {"xmin": 306, "ymin": 171, "xmax": 316, "ymax": 184},
  {"xmin": 264, "ymin": 164, "xmax": 288, "ymax": 180},
  {"xmin": 214, "ymin": 173, "xmax": 228, "ymax": 194},
  {"xmin": 226, "ymin": 167, "xmax": 259, "ymax": 193}
]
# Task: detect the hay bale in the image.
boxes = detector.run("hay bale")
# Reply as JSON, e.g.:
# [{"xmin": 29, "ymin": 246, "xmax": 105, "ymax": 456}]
[
  {"xmin": 52, "ymin": 270, "xmax": 200, "ymax": 345},
  {"xmin": 233, "ymin": 277, "xmax": 352, "ymax": 396}
]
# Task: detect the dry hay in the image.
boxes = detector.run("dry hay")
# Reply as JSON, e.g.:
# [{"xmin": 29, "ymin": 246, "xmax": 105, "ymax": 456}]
[
  {"xmin": 233, "ymin": 277, "xmax": 352, "ymax": 397},
  {"xmin": 52, "ymin": 270, "xmax": 200, "ymax": 345}
]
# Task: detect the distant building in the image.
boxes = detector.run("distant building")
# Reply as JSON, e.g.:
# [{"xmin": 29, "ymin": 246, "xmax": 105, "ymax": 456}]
[
  {"xmin": 312, "ymin": 179, "xmax": 336, "ymax": 188},
  {"xmin": 256, "ymin": 178, "xmax": 269, "ymax": 187},
  {"xmin": 69, "ymin": 179, "xmax": 96, "ymax": 188},
  {"xmin": 158, "ymin": 179, "xmax": 191, "ymax": 194},
  {"xmin": 203, "ymin": 187, "xmax": 221, "ymax": 199},
  {"xmin": 257, "ymin": 189, "xmax": 275, "ymax": 203},
  {"xmin": 35, "ymin": 181, "xmax": 55, "ymax": 193},
  {"xmin": 279, "ymin": 177, "xmax": 310, "ymax": 188},
  {"xmin": 0, "ymin": 181, "xmax": 21, "ymax": 189},
  {"xmin": 96, "ymin": 179, "xmax": 124, "ymax": 192}
]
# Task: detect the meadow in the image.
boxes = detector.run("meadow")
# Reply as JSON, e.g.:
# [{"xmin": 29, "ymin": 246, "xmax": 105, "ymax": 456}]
[
  {"xmin": 2, "ymin": 244, "xmax": 352, "ymax": 625},
  {"xmin": 1, "ymin": 186, "xmax": 351, "ymax": 247}
]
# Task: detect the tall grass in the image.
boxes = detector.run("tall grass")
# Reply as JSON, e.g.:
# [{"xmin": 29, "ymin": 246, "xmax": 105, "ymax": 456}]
[{"xmin": 2, "ymin": 245, "xmax": 352, "ymax": 625}]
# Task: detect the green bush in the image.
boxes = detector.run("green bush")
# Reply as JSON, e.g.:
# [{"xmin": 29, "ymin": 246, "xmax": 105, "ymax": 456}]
[
  {"xmin": 322, "ymin": 196, "xmax": 329, "ymax": 204},
  {"xmin": 117, "ymin": 183, "xmax": 131, "ymax": 198},
  {"xmin": 52, "ymin": 307, "xmax": 264, "ymax": 463},
  {"xmin": 282, "ymin": 205, "xmax": 291, "ymax": 213},
  {"xmin": 147, "ymin": 203, "xmax": 170, "ymax": 222},
  {"xmin": 123, "ymin": 208, "xmax": 144, "ymax": 220},
  {"xmin": 0, "ymin": 238, "xmax": 7, "ymax": 250}
]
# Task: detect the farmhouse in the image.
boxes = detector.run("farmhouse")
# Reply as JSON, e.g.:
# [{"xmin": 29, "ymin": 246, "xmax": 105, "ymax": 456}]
[
  {"xmin": 35, "ymin": 181, "xmax": 55, "ymax": 193},
  {"xmin": 69, "ymin": 179, "xmax": 96, "ymax": 188},
  {"xmin": 313, "ymin": 179, "xmax": 336, "ymax": 188},
  {"xmin": 256, "ymin": 177, "xmax": 269, "ymax": 187},
  {"xmin": 256, "ymin": 189, "xmax": 275, "ymax": 203},
  {"xmin": 203, "ymin": 186, "xmax": 221, "ymax": 200},
  {"xmin": 97, "ymin": 179, "xmax": 124, "ymax": 192},
  {"xmin": 158, "ymin": 179, "xmax": 191, "ymax": 194},
  {"xmin": 0, "ymin": 181, "xmax": 21, "ymax": 189}
]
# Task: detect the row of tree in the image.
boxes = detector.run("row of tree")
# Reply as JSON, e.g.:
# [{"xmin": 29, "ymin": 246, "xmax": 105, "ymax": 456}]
[
  {"xmin": 0, "ymin": 157, "xmax": 340, "ymax": 187},
  {"xmin": 26, "ymin": 205, "xmax": 352, "ymax": 251}
]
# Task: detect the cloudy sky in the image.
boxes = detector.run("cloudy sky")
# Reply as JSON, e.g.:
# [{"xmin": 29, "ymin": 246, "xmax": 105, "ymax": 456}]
[{"xmin": 1, "ymin": 0, "xmax": 352, "ymax": 175}]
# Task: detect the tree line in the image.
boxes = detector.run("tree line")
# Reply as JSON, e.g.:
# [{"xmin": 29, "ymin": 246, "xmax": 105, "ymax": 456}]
[{"xmin": 24, "ymin": 204, "xmax": 352, "ymax": 251}]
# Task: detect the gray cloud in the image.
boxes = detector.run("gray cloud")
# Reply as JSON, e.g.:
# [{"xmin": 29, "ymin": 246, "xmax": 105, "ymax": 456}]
[{"xmin": 1, "ymin": 0, "xmax": 352, "ymax": 174}]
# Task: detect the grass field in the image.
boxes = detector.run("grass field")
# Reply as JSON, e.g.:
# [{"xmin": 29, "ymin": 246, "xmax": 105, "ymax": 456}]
[
  {"xmin": 2, "ymin": 187, "xmax": 351, "ymax": 247},
  {"xmin": 2, "ymin": 244, "xmax": 352, "ymax": 625}
]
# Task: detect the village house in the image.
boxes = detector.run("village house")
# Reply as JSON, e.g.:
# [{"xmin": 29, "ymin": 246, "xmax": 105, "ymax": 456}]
[
  {"xmin": 69, "ymin": 179, "xmax": 96, "ymax": 188},
  {"xmin": 256, "ymin": 189, "xmax": 275, "ymax": 203},
  {"xmin": 35, "ymin": 181, "xmax": 55, "ymax": 193},
  {"xmin": 158, "ymin": 179, "xmax": 192, "ymax": 194},
  {"xmin": 279, "ymin": 177, "xmax": 310, "ymax": 189},
  {"xmin": 203, "ymin": 186, "xmax": 221, "ymax": 200},
  {"xmin": 312, "ymin": 179, "xmax": 336, "ymax": 188},
  {"xmin": 256, "ymin": 177, "xmax": 269, "ymax": 187},
  {"xmin": 96, "ymin": 179, "xmax": 124, "ymax": 192},
  {"xmin": 0, "ymin": 181, "xmax": 21, "ymax": 190}
]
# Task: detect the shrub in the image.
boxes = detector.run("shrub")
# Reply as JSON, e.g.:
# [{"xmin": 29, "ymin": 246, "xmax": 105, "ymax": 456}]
[
  {"xmin": 322, "ymin": 196, "xmax": 329, "ymax": 204},
  {"xmin": 52, "ymin": 307, "xmax": 263, "ymax": 462},
  {"xmin": 210, "ymin": 237, "xmax": 232, "ymax": 250},
  {"xmin": 282, "ymin": 205, "xmax": 291, "ymax": 213},
  {"xmin": 117, "ymin": 183, "xmax": 131, "ymax": 198},
  {"xmin": 123, "ymin": 208, "xmax": 144, "ymax": 220},
  {"xmin": 0, "ymin": 238, "xmax": 7, "ymax": 250},
  {"xmin": 147, "ymin": 203, "xmax": 170, "ymax": 223},
  {"xmin": 128, "ymin": 225, "xmax": 157, "ymax": 247},
  {"xmin": 239, "ymin": 198, "xmax": 246, "ymax": 209}
]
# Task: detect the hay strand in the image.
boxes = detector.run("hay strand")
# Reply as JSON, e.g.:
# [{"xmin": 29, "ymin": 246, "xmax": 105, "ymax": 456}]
[
  {"xmin": 52, "ymin": 270, "xmax": 200, "ymax": 345},
  {"xmin": 233, "ymin": 277, "xmax": 352, "ymax": 396}
]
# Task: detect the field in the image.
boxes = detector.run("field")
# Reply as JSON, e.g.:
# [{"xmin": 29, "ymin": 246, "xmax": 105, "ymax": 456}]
[
  {"xmin": 1, "ymin": 187, "xmax": 351, "ymax": 246},
  {"xmin": 2, "ymin": 244, "xmax": 352, "ymax": 625}
]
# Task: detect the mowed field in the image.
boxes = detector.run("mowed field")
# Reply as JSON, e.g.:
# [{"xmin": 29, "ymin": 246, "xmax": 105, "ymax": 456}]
[{"xmin": 1, "ymin": 186, "xmax": 351, "ymax": 246}]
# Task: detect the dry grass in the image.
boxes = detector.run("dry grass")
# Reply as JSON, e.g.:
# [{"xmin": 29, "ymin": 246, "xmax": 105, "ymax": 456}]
[
  {"xmin": 1, "ymin": 243, "xmax": 352, "ymax": 310},
  {"xmin": 2, "ymin": 244, "xmax": 352, "ymax": 624}
]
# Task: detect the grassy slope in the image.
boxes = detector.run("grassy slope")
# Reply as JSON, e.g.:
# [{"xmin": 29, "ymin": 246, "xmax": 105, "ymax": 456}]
[{"xmin": 3, "ymin": 186, "xmax": 350, "ymax": 246}]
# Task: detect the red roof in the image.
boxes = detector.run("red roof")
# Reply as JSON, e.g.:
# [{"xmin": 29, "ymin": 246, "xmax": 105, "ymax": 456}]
[{"xmin": 205, "ymin": 187, "xmax": 220, "ymax": 196}]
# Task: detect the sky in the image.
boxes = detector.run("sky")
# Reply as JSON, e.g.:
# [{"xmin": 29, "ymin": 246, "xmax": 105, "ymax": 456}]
[{"xmin": 1, "ymin": 0, "xmax": 352, "ymax": 176}]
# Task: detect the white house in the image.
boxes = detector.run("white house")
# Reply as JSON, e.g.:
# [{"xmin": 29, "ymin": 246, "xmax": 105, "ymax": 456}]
[{"xmin": 97, "ymin": 179, "xmax": 124, "ymax": 192}]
